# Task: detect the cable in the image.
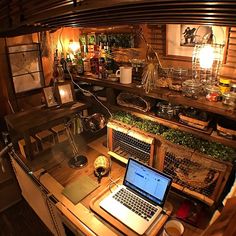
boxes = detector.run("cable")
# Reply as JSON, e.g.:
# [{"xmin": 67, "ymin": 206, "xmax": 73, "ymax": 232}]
[{"xmin": 66, "ymin": 59, "xmax": 113, "ymax": 119}]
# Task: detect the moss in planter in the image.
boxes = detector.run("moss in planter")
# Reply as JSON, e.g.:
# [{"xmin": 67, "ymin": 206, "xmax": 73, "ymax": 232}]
[
  {"xmin": 112, "ymin": 111, "xmax": 236, "ymax": 162},
  {"xmin": 112, "ymin": 111, "xmax": 168, "ymax": 135}
]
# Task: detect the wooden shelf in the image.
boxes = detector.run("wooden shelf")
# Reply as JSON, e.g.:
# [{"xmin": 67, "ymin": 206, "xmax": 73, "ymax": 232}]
[
  {"xmin": 76, "ymin": 75, "xmax": 236, "ymax": 121},
  {"xmin": 109, "ymin": 105, "xmax": 236, "ymax": 149}
]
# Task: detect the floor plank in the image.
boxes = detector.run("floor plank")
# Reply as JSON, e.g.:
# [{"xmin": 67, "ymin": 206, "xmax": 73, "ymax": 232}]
[{"xmin": 0, "ymin": 199, "xmax": 53, "ymax": 236}]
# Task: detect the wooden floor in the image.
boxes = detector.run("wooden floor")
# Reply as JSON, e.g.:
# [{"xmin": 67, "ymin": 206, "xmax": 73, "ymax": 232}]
[{"xmin": 0, "ymin": 199, "xmax": 53, "ymax": 236}]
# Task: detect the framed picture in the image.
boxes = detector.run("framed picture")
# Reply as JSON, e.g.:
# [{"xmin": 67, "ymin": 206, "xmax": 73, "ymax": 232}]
[
  {"xmin": 7, "ymin": 43, "xmax": 45, "ymax": 94},
  {"xmin": 56, "ymin": 82, "xmax": 75, "ymax": 105},
  {"xmin": 43, "ymin": 86, "xmax": 58, "ymax": 107},
  {"xmin": 165, "ymin": 24, "xmax": 227, "ymax": 59}
]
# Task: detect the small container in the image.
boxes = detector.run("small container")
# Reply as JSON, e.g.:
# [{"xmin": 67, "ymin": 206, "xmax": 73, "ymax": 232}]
[
  {"xmin": 205, "ymin": 85, "xmax": 220, "ymax": 102},
  {"xmin": 182, "ymin": 79, "xmax": 202, "ymax": 99},
  {"xmin": 222, "ymin": 92, "xmax": 236, "ymax": 109},
  {"xmin": 230, "ymin": 83, "xmax": 236, "ymax": 93},
  {"xmin": 219, "ymin": 78, "xmax": 231, "ymax": 94},
  {"xmin": 35, "ymin": 129, "xmax": 55, "ymax": 150}
]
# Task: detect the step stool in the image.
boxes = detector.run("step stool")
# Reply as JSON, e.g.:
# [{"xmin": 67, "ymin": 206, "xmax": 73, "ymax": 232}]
[
  {"xmin": 50, "ymin": 124, "xmax": 68, "ymax": 143},
  {"xmin": 35, "ymin": 129, "xmax": 55, "ymax": 150}
]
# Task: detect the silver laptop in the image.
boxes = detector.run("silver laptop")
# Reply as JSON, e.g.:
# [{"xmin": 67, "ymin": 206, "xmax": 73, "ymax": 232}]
[{"xmin": 99, "ymin": 158, "xmax": 172, "ymax": 235}]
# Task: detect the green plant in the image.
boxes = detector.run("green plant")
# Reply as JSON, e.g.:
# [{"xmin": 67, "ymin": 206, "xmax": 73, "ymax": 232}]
[{"xmin": 111, "ymin": 111, "xmax": 236, "ymax": 162}]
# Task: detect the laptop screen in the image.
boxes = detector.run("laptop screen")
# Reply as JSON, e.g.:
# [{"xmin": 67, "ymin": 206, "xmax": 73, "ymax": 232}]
[{"xmin": 123, "ymin": 158, "xmax": 172, "ymax": 207}]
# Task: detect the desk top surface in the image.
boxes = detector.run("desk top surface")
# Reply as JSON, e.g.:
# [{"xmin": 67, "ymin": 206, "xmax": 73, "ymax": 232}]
[
  {"xmin": 5, "ymin": 102, "xmax": 87, "ymax": 133},
  {"xmin": 12, "ymin": 134, "xmax": 205, "ymax": 236}
]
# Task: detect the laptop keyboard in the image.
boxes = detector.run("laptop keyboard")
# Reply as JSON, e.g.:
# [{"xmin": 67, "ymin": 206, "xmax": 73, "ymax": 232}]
[{"xmin": 112, "ymin": 188, "xmax": 157, "ymax": 221}]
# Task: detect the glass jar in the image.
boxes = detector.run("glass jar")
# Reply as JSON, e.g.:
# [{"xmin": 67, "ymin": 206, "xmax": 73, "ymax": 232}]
[
  {"xmin": 222, "ymin": 92, "xmax": 236, "ymax": 109},
  {"xmin": 205, "ymin": 85, "xmax": 220, "ymax": 102},
  {"xmin": 230, "ymin": 83, "xmax": 236, "ymax": 93},
  {"xmin": 182, "ymin": 79, "xmax": 202, "ymax": 99},
  {"xmin": 219, "ymin": 78, "xmax": 231, "ymax": 94}
]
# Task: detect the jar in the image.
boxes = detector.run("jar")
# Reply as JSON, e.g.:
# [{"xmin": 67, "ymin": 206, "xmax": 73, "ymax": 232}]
[
  {"xmin": 222, "ymin": 92, "xmax": 236, "ymax": 109},
  {"xmin": 182, "ymin": 79, "xmax": 202, "ymax": 99},
  {"xmin": 219, "ymin": 78, "xmax": 231, "ymax": 94},
  {"xmin": 205, "ymin": 85, "xmax": 220, "ymax": 102},
  {"xmin": 230, "ymin": 83, "xmax": 236, "ymax": 93}
]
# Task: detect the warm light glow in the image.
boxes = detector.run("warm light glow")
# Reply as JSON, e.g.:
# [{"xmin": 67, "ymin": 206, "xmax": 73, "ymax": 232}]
[
  {"xmin": 199, "ymin": 45, "xmax": 214, "ymax": 69},
  {"xmin": 68, "ymin": 41, "xmax": 80, "ymax": 54},
  {"xmin": 59, "ymin": 88, "xmax": 66, "ymax": 97}
]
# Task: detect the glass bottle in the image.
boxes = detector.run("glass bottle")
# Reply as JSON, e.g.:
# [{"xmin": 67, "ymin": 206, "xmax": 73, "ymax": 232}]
[{"xmin": 76, "ymin": 52, "xmax": 84, "ymax": 75}]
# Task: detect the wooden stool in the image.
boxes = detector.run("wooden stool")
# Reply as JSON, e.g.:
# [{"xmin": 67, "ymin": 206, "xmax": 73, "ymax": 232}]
[
  {"xmin": 50, "ymin": 124, "xmax": 68, "ymax": 143},
  {"xmin": 35, "ymin": 130, "xmax": 55, "ymax": 150},
  {"xmin": 18, "ymin": 136, "xmax": 39, "ymax": 158}
]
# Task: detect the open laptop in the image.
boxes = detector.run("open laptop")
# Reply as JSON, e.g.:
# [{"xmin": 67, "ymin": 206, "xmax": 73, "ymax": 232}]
[{"xmin": 99, "ymin": 158, "xmax": 172, "ymax": 235}]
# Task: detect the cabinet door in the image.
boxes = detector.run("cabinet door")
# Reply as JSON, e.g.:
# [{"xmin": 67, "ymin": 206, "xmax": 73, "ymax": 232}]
[
  {"xmin": 11, "ymin": 157, "xmax": 58, "ymax": 235},
  {"xmin": 0, "ymin": 156, "xmax": 21, "ymax": 212}
]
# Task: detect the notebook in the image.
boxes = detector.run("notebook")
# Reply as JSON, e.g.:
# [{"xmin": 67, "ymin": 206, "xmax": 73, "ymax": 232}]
[{"xmin": 99, "ymin": 158, "xmax": 172, "ymax": 235}]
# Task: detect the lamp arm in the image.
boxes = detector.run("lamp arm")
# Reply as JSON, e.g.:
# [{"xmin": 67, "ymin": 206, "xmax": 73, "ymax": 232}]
[{"xmin": 65, "ymin": 123, "xmax": 79, "ymax": 157}]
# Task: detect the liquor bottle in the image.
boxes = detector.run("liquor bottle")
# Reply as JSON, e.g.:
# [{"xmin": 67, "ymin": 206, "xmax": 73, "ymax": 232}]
[
  {"xmin": 90, "ymin": 50, "xmax": 99, "ymax": 75},
  {"xmin": 60, "ymin": 53, "xmax": 66, "ymax": 72},
  {"xmin": 66, "ymin": 53, "xmax": 72, "ymax": 72},
  {"xmin": 76, "ymin": 52, "xmax": 84, "ymax": 75},
  {"xmin": 98, "ymin": 49, "xmax": 107, "ymax": 79},
  {"xmin": 83, "ymin": 51, "xmax": 91, "ymax": 73}
]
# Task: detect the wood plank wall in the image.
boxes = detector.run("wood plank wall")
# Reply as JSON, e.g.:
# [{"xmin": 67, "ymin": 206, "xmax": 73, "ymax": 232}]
[{"xmin": 147, "ymin": 24, "xmax": 236, "ymax": 83}]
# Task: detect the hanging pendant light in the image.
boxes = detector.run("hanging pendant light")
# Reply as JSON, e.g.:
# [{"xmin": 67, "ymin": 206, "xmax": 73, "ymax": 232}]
[{"xmin": 192, "ymin": 27, "xmax": 225, "ymax": 86}]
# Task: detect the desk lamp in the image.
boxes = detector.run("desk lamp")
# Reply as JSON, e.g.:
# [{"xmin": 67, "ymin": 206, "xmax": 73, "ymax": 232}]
[{"xmin": 65, "ymin": 113, "xmax": 106, "ymax": 168}]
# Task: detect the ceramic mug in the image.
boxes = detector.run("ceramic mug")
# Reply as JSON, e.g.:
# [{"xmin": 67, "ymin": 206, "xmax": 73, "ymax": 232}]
[
  {"xmin": 162, "ymin": 219, "xmax": 184, "ymax": 236},
  {"xmin": 115, "ymin": 66, "xmax": 132, "ymax": 84}
]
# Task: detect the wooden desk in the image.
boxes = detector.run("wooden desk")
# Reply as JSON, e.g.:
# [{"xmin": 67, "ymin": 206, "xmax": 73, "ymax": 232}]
[
  {"xmin": 5, "ymin": 102, "xmax": 87, "ymax": 159},
  {"xmin": 11, "ymin": 134, "xmax": 207, "ymax": 236}
]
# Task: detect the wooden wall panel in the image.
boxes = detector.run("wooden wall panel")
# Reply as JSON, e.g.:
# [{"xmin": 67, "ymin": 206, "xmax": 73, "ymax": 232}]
[{"xmin": 148, "ymin": 25, "xmax": 236, "ymax": 82}]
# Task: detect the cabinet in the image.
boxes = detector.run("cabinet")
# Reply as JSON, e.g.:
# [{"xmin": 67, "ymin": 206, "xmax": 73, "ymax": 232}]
[
  {"xmin": 10, "ymin": 156, "xmax": 66, "ymax": 236},
  {"xmin": 0, "ymin": 148, "xmax": 21, "ymax": 212}
]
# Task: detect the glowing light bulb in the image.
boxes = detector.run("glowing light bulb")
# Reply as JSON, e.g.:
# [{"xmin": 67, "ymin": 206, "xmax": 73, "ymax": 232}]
[
  {"xmin": 199, "ymin": 45, "xmax": 214, "ymax": 69},
  {"xmin": 68, "ymin": 41, "xmax": 80, "ymax": 54},
  {"xmin": 59, "ymin": 89, "xmax": 66, "ymax": 97}
]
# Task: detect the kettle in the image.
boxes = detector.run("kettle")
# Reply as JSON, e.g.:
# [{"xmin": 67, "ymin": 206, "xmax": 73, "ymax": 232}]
[{"xmin": 94, "ymin": 155, "xmax": 110, "ymax": 182}]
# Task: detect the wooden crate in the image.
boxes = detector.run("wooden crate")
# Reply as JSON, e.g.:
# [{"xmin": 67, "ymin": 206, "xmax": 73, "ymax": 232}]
[
  {"xmin": 107, "ymin": 121, "xmax": 155, "ymax": 166},
  {"xmin": 35, "ymin": 130, "xmax": 55, "ymax": 150},
  {"xmin": 157, "ymin": 141, "xmax": 232, "ymax": 206},
  {"xmin": 18, "ymin": 136, "xmax": 39, "ymax": 158},
  {"xmin": 50, "ymin": 124, "xmax": 68, "ymax": 143}
]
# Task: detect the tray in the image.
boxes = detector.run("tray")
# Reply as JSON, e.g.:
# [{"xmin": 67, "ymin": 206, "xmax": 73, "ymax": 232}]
[
  {"xmin": 89, "ymin": 183, "xmax": 172, "ymax": 236},
  {"xmin": 179, "ymin": 114, "xmax": 210, "ymax": 130}
]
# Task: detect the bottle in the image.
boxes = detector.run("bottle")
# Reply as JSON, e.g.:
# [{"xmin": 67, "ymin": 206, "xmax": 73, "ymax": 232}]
[
  {"xmin": 90, "ymin": 50, "xmax": 99, "ymax": 75},
  {"xmin": 52, "ymin": 49, "xmax": 59, "ymax": 79},
  {"xmin": 60, "ymin": 53, "xmax": 66, "ymax": 72},
  {"xmin": 76, "ymin": 52, "xmax": 84, "ymax": 75},
  {"xmin": 66, "ymin": 53, "xmax": 72, "ymax": 72},
  {"xmin": 98, "ymin": 49, "xmax": 107, "ymax": 79},
  {"xmin": 219, "ymin": 78, "xmax": 231, "ymax": 94},
  {"xmin": 83, "ymin": 51, "xmax": 91, "ymax": 73}
]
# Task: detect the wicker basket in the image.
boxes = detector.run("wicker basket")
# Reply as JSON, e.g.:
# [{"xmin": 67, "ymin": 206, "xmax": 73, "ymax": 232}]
[{"xmin": 117, "ymin": 92, "xmax": 154, "ymax": 112}]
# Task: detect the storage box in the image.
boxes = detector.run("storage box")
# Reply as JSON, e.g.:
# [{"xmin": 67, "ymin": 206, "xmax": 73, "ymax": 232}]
[
  {"xmin": 18, "ymin": 136, "xmax": 39, "ymax": 158},
  {"xmin": 51, "ymin": 124, "xmax": 68, "ymax": 143},
  {"xmin": 35, "ymin": 130, "xmax": 55, "ymax": 150}
]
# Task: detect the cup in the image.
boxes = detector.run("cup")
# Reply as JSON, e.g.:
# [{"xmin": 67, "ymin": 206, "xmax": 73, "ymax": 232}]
[
  {"xmin": 115, "ymin": 66, "xmax": 132, "ymax": 84},
  {"xmin": 162, "ymin": 219, "xmax": 184, "ymax": 236}
]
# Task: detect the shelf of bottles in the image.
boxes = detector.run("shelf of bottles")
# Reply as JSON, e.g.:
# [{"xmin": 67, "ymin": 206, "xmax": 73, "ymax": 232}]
[{"xmin": 51, "ymin": 32, "xmax": 135, "ymax": 83}]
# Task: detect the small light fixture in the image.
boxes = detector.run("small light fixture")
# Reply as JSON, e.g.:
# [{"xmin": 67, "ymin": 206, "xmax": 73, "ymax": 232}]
[
  {"xmin": 192, "ymin": 27, "xmax": 225, "ymax": 85},
  {"xmin": 68, "ymin": 40, "xmax": 80, "ymax": 54}
]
